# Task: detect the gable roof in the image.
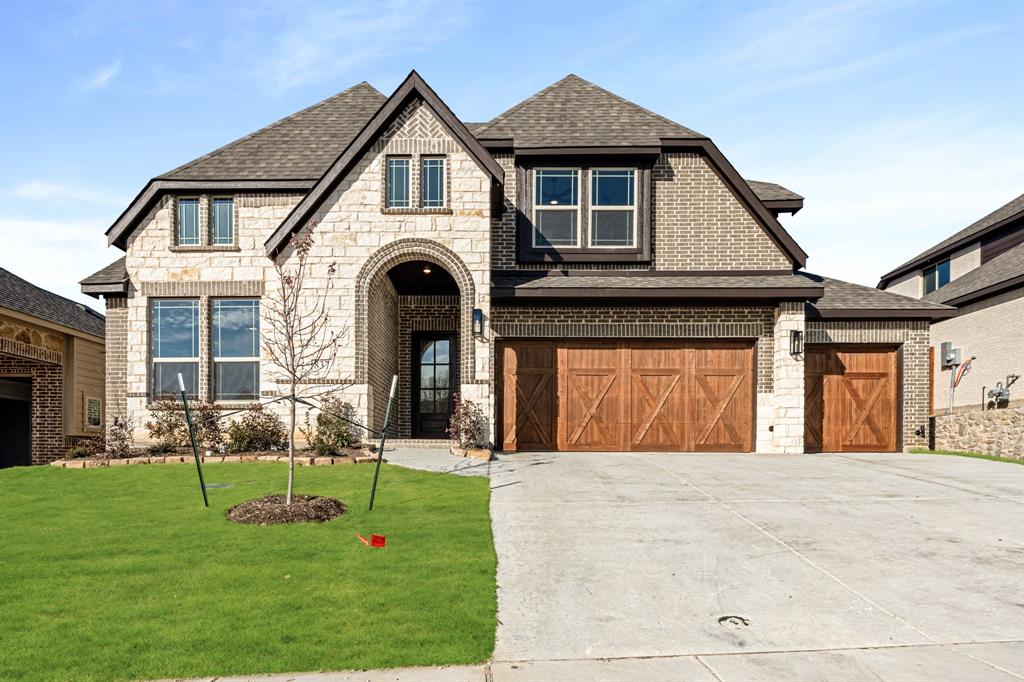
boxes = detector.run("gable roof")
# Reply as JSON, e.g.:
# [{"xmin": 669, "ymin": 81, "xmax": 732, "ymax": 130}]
[
  {"xmin": 80, "ymin": 257, "xmax": 129, "ymax": 298},
  {"xmin": 264, "ymin": 70, "xmax": 504, "ymax": 256},
  {"xmin": 922, "ymin": 242, "xmax": 1024, "ymax": 307},
  {"xmin": 473, "ymin": 74, "xmax": 705, "ymax": 147},
  {"xmin": 879, "ymin": 192, "xmax": 1024, "ymax": 287},
  {"xmin": 0, "ymin": 267, "xmax": 105, "ymax": 338},
  {"xmin": 159, "ymin": 82, "xmax": 386, "ymax": 181},
  {"xmin": 746, "ymin": 180, "xmax": 803, "ymax": 202},
  {"xmin": 804, "ymin": 273, "xmax": 954, "ymax": 320}
]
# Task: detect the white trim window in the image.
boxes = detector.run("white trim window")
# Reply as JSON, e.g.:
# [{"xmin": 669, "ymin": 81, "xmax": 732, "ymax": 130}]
[
  {"xmin": 533, "ymin": 168, "xmax": 579, "ymax": 247},
  {"xmin": 177, "ymin": 198, "xmax": 200, "ymax": 246},
  {"xmin": 211, "ymin": 198, "xmax": 234, "ymax": 245},
  {"xmin": 151, "ymin": 299, "xmax": 199, "ymax": 399},
  {"xmin": 421, "ymin": 157, "xmax": 446, "ymax": 208},
  {"xmin": 590, "ymin": 169, "xmax": 636, "ymax": 247},
  {"xmin": 212, "ymin": 299, "xmax": 260, "ymax": 402},
  {"xmin": 386, "ymin": 157, "xmax": 412, "ymax": 208}
]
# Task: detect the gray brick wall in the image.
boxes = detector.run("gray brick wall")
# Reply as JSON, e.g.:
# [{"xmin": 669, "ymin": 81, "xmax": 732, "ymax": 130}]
[
  {"xmin": 104, "ymin": 297, "xmax": 128, "ymax": 431},
  {"xmin": 806, "ymin": 319, "xmax": 930, "ymax": 450},
  {"xmin": 366, "ymin": 274, "xmax": 398, "ymax": 433}
]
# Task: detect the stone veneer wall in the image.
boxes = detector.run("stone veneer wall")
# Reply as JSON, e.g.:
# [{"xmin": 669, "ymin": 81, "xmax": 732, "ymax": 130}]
[
  {"xmin": 0, "ymin": 353, "xmax": 63, "ymax": 464},
  {"xmin": 489, "ymin": 152, "xmax": 792, "ymax": 271},
  {"xmin": 120, "ymin": 98, "xmax": 493, "ymax": 441},
  {"xmin": 366, "ymin": 274, "xmax": 398, "ymax": 433},
  {"xmin": 395, "ymin": 295, "xmax": 459, "ymax": 437},
  {"xmin": 933, "ymin": 408, "xmax": 1023, "ymax": 459},
  {"xmin": 490, "ymin": 304, "xmax": 803, "ymax": 452},
  {"xmin": 806, "ymin": 319, "xmax": 930, "ymax": 450}
]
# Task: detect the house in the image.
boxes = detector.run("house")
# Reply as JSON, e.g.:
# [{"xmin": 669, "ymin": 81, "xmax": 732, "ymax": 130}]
[
  {"xmin": 878, "ymin": 195, "xmax": 1023, "ymax": 456},
  {"xmin": 81, "ymin": 71, "xmax": 954, "ymax": 456},
  {"xmin": 1, "ymin": 268, "xmax": 106, "ymax": 466}
]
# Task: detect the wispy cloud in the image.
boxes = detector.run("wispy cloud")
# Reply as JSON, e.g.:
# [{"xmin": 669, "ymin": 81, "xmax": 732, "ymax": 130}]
[
  {"xmin": 10, "ymin": 181, "xmax": 127, "ymax": 207},
  {"xmin": 78, "ymin": 59, "xmax": 121, "ymax": 93},
  {"xmin": 235, "ymin": 2, "xmax": 473, "ymax": 93}
]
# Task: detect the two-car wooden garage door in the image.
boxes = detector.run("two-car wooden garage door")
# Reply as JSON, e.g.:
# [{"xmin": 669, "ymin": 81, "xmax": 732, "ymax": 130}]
[{"xmin": 498, "ymin": 340, "xmax": 754, "ymax": 452}]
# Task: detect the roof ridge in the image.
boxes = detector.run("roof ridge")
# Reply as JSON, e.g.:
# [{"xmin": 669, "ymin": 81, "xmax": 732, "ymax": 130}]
[
  {"xmin": 157, "ymin": 81, "xmax": 383, "ymax": 179},
  {"xmin": 474, "ymin": 74, "xmax": 580, "ymax": 137}
]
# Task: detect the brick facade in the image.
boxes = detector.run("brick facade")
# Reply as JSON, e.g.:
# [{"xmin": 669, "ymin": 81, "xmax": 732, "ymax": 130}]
[
  {"xmin": 806, "ymin": 319, "xmax": 930, "ymax": 450},
  {"xmin": 104, "ymin": 298, "xmax": 128, "ymax": 428},
  {"xmin": 0, "ymin": 353, "xmax": 63, "ymax": 464},
  {"xmin": 396, "ymin": 295, "xmax": 459, "ymax": 436},
  {"xmin": 366, "ymin": 273, "xmax": 398, "ymax": 432}
]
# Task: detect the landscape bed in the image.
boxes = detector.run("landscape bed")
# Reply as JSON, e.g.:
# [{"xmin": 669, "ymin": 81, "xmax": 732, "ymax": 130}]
[{"xmin": 0, "ymin": 462, "xmax": 497, "ymax": 681}]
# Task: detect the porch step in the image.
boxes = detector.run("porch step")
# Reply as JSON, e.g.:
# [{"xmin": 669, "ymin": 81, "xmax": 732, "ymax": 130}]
[{"xmin": 380, "ymin": 438, "xmax": 451, "ymax": 450}]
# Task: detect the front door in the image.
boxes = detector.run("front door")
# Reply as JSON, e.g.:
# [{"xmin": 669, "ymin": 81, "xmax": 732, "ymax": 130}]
[{"xmin": 413, "ymin": 333, "xmax": 456, "ymax": 438}]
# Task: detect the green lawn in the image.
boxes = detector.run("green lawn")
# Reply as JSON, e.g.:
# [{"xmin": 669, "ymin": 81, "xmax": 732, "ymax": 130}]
[
  {"xmin": 909, "ymin": 447, "xmax": 1023, "ymax": 465},
  {"xmin": 0, "ymin": 462, "xmax": 496, "ymax": 681}
]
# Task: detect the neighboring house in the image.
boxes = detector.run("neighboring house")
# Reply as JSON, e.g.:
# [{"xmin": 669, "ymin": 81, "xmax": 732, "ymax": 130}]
[
  {"xmin": 81, "ymin": 71, "xmax": 952, "ymax": 456},
  {"xmin": 1, "ymin": 268, "xmax": 106, "ymax": 466},
  {"xmin": 879, "ymin": 194, "xmax": 1024, "ymax": 415}
]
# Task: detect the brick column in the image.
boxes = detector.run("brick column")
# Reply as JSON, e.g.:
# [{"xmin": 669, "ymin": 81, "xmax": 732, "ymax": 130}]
[{"xmin": 104, "ymin": 297, "xmax": 129, "ymax": 430}]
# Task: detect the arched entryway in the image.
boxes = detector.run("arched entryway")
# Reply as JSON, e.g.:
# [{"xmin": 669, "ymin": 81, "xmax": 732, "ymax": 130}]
[{"xmin": 355, "ymin": 239, "xmax": 476, "ymax": 437}]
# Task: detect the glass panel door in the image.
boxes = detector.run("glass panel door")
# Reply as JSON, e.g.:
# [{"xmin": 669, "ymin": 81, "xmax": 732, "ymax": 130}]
[{"xmin": 415, "ymin": 335, "xmax": 455, "ymax": 437}]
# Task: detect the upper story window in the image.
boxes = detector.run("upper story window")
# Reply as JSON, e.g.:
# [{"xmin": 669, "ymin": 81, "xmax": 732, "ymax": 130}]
[
  {"xmin": 386, "ymin": 157, "xmax": 411, "ymax": 208},
  {"xmin": 177, "ymin": 199, "xmax": 200, "ymax": 246},
  {"xmin": 590, "ymin": 169, "xmax": 635, "ymax": 247},
  {"xmin": 151, "ymin": 299, "xmax": 199, "ymax": 399},
  {"xmin": 923, "ymin": 259, "xmax": 950, "ymax": 294},
  {"xmin": 212, "ymin": 299, "xmax": 260, "ymax": 402},
  {"xmin": 211, "ymin": 198, "xmax": 234, "ymax": 246},
  {"xmin": 533, "ymin": 169, "xmax": 580, "ymax": 247},
  {"xmin": 421, "ymin": 157, "xmax": 446, "ymax": 208}
]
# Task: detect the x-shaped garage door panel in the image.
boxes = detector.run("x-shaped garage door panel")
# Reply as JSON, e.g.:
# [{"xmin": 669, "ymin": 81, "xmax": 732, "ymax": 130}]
[
  {"xmin": 566, "ymin": 373, "xmax": 618, "ymax": 447},
  {"xmin": 509, "ymin": 374, "xmax": 552, "ymax": 447},
  {"xmin": 841, "ymin": 374, "xmax": 890, "ymax": 448},
  {"xmin": 694, "ymin": 372, "xmax": 745, "ymax": 449}
]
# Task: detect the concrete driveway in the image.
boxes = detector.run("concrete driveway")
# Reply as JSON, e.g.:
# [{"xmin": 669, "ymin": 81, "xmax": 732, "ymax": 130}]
[{"xmin": 486, "ymin": 451, "xmax": 1024, "ymax": 681}]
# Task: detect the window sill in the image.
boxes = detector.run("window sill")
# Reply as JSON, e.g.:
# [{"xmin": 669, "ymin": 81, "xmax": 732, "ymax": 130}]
[
  {"xmin": 170, "ymin": 245, "xmax": 240, "ymax": 252},
  {"xmin": 381, "ymin": 207, "xmax": 454, "ymax": 216},
  {"xmin": 518, "ymin": 249, "xmax": 650, "ymax": 264}
]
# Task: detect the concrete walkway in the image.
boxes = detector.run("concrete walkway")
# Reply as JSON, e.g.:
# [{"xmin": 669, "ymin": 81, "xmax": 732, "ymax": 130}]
[{"xmin": 185, "ymin": 448, "xmax": 1024, "ymax": 681}]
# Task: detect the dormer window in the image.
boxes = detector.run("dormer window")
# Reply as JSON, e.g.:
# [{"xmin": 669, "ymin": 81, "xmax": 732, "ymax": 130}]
[
  {"xmin": 923, "ymin": 259, "xmax": 950, "ymax": 294},
  {"xmin": 519, "ymin": 162, "xmax": 650, "ymax": 262},
  {"xmin": 533, "ymin": 169, "xmax": 580, "ymax": 247},
  {"xmin": 590, "ymin": 169, "xmax": 635, "ymax": 247}
]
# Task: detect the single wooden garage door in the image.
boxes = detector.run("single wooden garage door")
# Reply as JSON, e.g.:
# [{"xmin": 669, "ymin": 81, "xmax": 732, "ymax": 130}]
[
  {"xmin": 805, "ymin": 346, "xmax": 898, "ymax": 452},
  {"xmin": 499, "ymin": 340, "xmax": 754, "ymax": 452}
]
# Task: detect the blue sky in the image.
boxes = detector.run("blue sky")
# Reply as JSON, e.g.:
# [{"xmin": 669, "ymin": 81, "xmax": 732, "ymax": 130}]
[{"xmin": 1, "ymin": 0, "xmax": 1021, "ymax": 311}]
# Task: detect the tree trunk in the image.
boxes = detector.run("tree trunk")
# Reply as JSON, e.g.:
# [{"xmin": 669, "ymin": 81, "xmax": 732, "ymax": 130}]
[{"xmin": 287, "ymin": 390, "xmax": 296, "ymax": 505}]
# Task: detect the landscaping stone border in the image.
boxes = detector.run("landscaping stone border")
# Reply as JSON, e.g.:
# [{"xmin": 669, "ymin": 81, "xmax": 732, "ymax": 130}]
[{"xmin": 51, "ymin": 454, "xmax": 379, "ymax": 468}]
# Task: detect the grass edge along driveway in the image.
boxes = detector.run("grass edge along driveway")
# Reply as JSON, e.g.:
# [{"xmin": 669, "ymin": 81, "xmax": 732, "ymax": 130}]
[{"xmin": 0, "ymin": 462, "xmax": 496, "ymax": 681}]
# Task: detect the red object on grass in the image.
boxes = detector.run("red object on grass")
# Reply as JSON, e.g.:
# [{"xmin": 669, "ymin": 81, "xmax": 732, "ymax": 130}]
[{"xmin": 356, "ymin": 533, "xmax": 386, "ymax": 548}]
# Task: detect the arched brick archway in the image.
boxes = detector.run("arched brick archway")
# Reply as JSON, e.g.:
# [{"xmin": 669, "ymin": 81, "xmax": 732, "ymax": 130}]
[{"xmin": 354, "ymin": 237, "xmax": 476, "ymax": 389}]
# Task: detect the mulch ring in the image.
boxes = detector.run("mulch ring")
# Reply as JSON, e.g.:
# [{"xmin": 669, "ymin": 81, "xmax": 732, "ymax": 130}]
[{"xmin": 227, "ymin": 494, "xmax": 347, "ymax": 525}]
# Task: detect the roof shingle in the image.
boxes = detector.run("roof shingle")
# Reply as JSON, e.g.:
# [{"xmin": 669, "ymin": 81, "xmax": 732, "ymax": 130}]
[
  {"xmin": 473, "ymin": 74, "xmax": 705, "ymax": 147},
  {"xmin": 922, "ymin": 242, "xmax": 1024, "ymax": 306},
  {"xmin": 158, "ymin": 82, "xmax": 386, "ymax": 181},
  {"xmin": 1, "ymin": 268, "xmax": 105, "ymax": 338},
  {"xmin": 805, "ymin": 273, "xmax": 954, "ymax": 317}
]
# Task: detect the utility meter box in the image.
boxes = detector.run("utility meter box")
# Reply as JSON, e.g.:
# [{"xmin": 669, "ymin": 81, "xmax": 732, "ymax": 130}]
[{"xmin": 940, "ymin": 341, "xmax": 960, "ymax": 369}]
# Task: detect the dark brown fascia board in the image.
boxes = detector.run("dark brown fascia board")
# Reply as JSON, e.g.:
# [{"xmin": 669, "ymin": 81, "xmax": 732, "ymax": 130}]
[
  {"xmin": 106, "ymin": 179, "xmax": 315, "ymax": 250},
  {"xmin": 491, "ymin": 286, "xmax": 824, "ymax": 301},
  {"xmin": 265, "ymin": 70, "xmax": 505, "ymax": 256},
  {"xmin": 80, "ymin": 282, "xmax": 128, "ymax": 299},
  {"xmin": 806, "ymin": 307, "xmax": 956, "ymax": 321},
  {"xmin": 763, "ymin": 199, "xmax": 803, "ymax": 215},
  {"xmin": 877, "ymin": 210, "xmax": 1024, "ymax": 288},
  {"xmin": 492, "ymin": 268, "xmax": 797, "ymax": 278},
  {"xmin": 510, "ymin": 146, "xmax": 663, "ymax": 156},
  {"xmin": 937, "ymin": 274, "xmax": 1024, "ymax": 308},
  {"xmin": 661, "ymin": 139, "xmax": 808, "ymax": 268}
]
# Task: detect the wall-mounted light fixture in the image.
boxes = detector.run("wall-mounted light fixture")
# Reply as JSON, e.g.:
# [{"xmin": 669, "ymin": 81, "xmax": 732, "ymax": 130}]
[
  {"xmin": 472, "ymin": 308, "xmax": 484, "ymax": 337},
  {"xmin": 790, "ymin": 329, "xmax": 803, "ymax": 356},
  {"xmin": 422, "ymin": 262, "xmax": 432, "ymax": 275}
]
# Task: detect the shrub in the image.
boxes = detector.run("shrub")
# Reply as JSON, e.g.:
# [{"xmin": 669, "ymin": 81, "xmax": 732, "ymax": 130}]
[
  {"xmin": 302, "ymin": 396, "xmax": 363, "ymax": 456},
  {"xmin": 447, "ymin": 395, "xmax": 488, "ymax": 449},
  {"xmin": 64, "ymin": 435, "xmax": 104, "ymax": 460},
  {"xmin": 226, "ymin": 404, "xmax": 287, "ymax": 453},
  {"xmin": 144, "ymin": 400, "xmax": 222, "ymax": 450},
  {"xmin": 107, "ymin": 417, "xmax": 134, "ymax": 458}
]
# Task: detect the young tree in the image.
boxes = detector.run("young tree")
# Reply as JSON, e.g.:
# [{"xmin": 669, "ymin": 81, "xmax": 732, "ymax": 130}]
[{"xmin": 262, "ymin": 225, "xmax": 341, "ymax": 504}]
